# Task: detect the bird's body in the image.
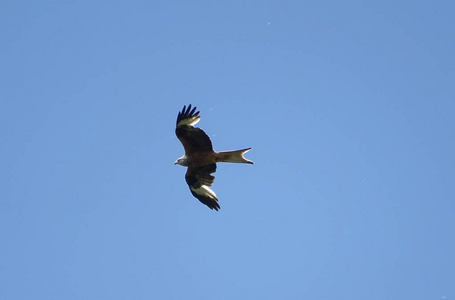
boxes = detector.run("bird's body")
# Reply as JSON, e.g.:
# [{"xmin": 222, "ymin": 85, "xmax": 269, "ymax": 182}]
[{"xmin": 175, "ymin": 104, "xmax": 253, "ymax": 210}]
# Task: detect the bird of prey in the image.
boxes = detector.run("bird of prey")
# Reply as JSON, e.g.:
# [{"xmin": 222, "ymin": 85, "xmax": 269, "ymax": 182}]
[{"xmin": 175, "ymin": 104, "xmax": 253, "ymax": 210}]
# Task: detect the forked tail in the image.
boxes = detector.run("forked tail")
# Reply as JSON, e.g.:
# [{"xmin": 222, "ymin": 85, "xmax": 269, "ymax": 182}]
[{"xmin": 215, "ymin": 148, "xmax": 254, "ymax": 164}]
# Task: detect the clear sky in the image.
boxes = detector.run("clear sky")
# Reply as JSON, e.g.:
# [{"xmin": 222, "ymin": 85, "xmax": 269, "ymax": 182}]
[{"xmin": 1, "ymin": 1, "xmax": 454, "ymax": 299}]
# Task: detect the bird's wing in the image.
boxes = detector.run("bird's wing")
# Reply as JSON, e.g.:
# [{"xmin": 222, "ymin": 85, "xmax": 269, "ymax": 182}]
[
  {"xmin": 176, "ymin": 104, "xmax": 213, "ymax": 155},
  {"xmin": 185, "ymin": 163, "xmax": 220, "ymax": 210}
]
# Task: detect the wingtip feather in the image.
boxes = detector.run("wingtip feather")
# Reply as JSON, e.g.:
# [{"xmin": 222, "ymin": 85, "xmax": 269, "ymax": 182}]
[
  {"xmin": 176, "ymin": 104, "xmax": 201, "ymax": 127},
  {"xmin": 189, "ymin": 187, "xmax": 220, "ymax": 211}
]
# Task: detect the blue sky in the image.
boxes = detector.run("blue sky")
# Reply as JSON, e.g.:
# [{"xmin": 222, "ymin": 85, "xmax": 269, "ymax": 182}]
[{"xmin": 1, "ymin": 1, "xmax": 454, "ymax": 299}]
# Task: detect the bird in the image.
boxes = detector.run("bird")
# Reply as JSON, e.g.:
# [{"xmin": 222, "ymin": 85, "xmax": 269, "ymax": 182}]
[{"xmin": 175, "ymin": 104, "xmax": 253, "ymax": 210}]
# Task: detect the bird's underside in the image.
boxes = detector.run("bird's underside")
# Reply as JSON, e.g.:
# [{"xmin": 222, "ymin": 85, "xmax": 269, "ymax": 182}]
[{"xmin": 175, "ymin": 104, "xmax": 253, "ymax": 210}]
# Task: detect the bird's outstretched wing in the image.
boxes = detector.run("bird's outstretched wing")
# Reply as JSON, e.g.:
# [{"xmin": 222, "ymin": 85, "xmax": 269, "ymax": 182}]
[
  {"xmin": 185, "ymin": 163, "xmax": 220, "ymax": 210},
  {"xmin": 176, "ymin": 104, "xmax": 213, "ymax": 155}
]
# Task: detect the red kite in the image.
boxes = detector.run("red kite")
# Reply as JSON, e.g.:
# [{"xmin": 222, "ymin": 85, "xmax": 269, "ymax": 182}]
[{"xmin": 175, "ymin": 104, "xmax": 253, "ymax": 210}]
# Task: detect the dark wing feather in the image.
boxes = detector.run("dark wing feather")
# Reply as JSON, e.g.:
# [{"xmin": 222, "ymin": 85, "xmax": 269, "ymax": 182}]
[
  {"xmin": 176, "ymin": 104, "xmax": 199, "ymax": 126},
  {"xmin": 175, "ymin": 104, "xmax": 213, "ymax": 154},
  {"xmin": 185, "ymin": 164, "xmax": 220, "ymax": 211}
]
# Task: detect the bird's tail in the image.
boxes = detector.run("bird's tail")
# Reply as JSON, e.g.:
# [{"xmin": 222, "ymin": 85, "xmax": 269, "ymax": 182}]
[{"xmin": 215, "ymin": 148, "xmax": 254, "ymax": 164}]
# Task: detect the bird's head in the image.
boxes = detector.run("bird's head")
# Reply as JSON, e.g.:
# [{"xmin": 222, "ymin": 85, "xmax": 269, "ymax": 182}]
[{"xmin": 174, "ymin": 155, "xmax": 189, "ymax": 166}]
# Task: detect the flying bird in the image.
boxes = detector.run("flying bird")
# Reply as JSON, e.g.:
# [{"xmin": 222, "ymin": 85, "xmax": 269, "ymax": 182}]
[{"xmin": 175, "ymin": 104, "xmax": 253, "ymax": 210}]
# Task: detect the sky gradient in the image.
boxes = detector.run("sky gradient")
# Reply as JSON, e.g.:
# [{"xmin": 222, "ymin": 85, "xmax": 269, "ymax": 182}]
[{"xmin": 1, "ymin": 1, "xmax": 454, "ymax": 299}]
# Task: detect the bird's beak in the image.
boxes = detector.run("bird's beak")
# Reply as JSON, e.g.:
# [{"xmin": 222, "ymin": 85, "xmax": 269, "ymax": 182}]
[{"xmin": 174, "ymin": 160, "xmax": 178, "ymax": 165}]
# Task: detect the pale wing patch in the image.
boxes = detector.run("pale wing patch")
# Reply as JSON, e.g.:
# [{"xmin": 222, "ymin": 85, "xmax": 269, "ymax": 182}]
[
  {"xmin": 177, "ymin": 116, "xmax": 200, "ymax": 127},
  {"xmin": 190, "ymin": 185, "xmax": 218, "ymax": 200}
]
